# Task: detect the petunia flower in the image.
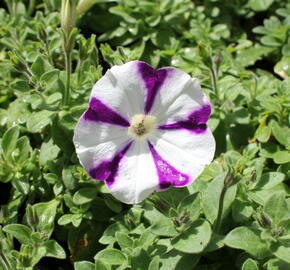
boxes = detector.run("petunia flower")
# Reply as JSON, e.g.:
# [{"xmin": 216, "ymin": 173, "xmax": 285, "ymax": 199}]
[{"xmin": 73, "ymin": 61, "xmax": 215, "ymax": 204}]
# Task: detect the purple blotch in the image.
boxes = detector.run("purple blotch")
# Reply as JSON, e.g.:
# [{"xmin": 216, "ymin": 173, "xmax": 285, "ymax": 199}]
[
  {"xmin": 83, "ymin": 97, "xmax": 130, "ymax": 127},
  {"xmin": 89, "ymin": 141, "xmax": 133, "ymax": 187},
  {"xmin": 159, "ymin": 104, "xmax": 211, "ymax": 133},
  {"xmin": 148, "ymin": 141, "xmax": 190, "ymax": 190},
  {"xmin": 137, "ymin": 62, "xmax": 169, "ymax": 114}
]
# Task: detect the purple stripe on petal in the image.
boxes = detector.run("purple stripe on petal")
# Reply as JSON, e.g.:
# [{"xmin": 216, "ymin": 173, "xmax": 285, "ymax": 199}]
[
  {"xmin": 189, "ymin": 103, "xmax": 211, "ymax": 124},
  {"xmin": 137, "ymin": 62, "xmax": 170, "ymax": 114},
  {"xmin": 83, "ymin": 97, "xmax": 130, "ymax": 127},
  {"xmin": 159, "ymin": 104, "xmax": 211, "ymax": 134},
  {"xmin": 148, "ymin": 141, "xmax": 190, "ymax": 190},
  {"xmin": 89, "ymin": 141, "xmax": 133, "ymax": 187}
]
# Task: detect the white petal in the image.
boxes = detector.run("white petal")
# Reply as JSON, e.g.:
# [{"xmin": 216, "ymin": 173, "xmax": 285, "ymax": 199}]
[
  {"xmin": 150, "ymin": 128, "xmax": 216, "ymax": 186},
  {"xmin": 90, "ymin": 61, "xmax": 146, "ymax": 119},
  {"xmin": 150, "ymin": 67, "xmax": 210, "ymax": 125},
  {"xmin": 73, "ymin": 115, "xmax": 130, "ymax": 172},
  {"xmin": 108, "ymin": 141, "xmax": 159, "ymax": 204}
]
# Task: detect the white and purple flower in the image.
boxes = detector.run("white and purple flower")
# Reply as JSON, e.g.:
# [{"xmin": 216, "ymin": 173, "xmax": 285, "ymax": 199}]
[{"xmin": 73, "ymin": 61, "xmax": 215, "ymax": 204}]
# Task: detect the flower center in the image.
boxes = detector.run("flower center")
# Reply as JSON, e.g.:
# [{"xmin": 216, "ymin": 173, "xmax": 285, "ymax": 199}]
[{"xmin": 128, "ymin": 114, "xmax": 157, "ymax": 138}]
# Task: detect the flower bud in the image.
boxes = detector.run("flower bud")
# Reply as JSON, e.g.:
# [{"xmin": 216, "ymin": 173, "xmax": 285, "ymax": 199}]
[
  {"xmin": 224, "ymin": 169, "xmax": 235, "ymax": 188},
  {"xmin": 61, "ymin": 0, "xmax": 76, "ymax": 37},
  {"xmin": 271, "ymin": 227, "xmax": 284, "ymax": 237},
  {"xmin": 214, "ymin": 50, "xmax": 221, "ymax": 68},
  {"xmin": 255, "ymin": 210, "xmax": 272, "ymax": 228},
  {"xmin": 26, "ymin": 204, "xmax": 39, "ymax": 228},
  {"xmin": 76, "ymin": 0, "xmax": 97, "ymax": 17},
  {"xmin": 197, "ymin": 42, "xmax": 212, "ymax": 67}
]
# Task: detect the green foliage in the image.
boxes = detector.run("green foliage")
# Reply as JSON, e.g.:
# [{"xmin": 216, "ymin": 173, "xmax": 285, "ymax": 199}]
[{"xmin": 0, "ymin": 0, "xmax": 289, "ymax": 269}]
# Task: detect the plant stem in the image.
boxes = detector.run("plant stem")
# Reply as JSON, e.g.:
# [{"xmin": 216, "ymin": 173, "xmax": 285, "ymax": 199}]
[
  {"xmin": 4, "ymin": 0, "xmax": 13, "ymax": 15},
  {"xmin": 0, "ymin": 253, "xmax": 11, "ymax": 270},
  {"xmin": 210, "ymin": 67, "xmax": 220, "ymax": 102},
  {"xmin": 214, "ymin": 186, "xmax": 227, "ymax": 233},
  {"xmin": 63, "ymin": 49, "xmax": 72, "ymax": 108},
  {"xmin": 28, "ymin": 0, "xmax": 36, "ymax": 16}
]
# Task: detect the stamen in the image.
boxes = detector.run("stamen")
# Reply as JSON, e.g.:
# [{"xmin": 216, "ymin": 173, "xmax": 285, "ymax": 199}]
[{"xmin": 128, "ymin": 114, "xmax": 157, "ymax": 138}]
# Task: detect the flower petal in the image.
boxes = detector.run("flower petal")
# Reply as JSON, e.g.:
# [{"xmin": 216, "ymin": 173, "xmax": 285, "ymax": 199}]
[
  {"xmin": 159, "ymin": 104, "xmax": 211, "ymax": 133},
  {"xmin": 90, "ymin": 61, "xmax": 147, "ymax": 119},
  {"xmin": 107, "ymin": 141, "xmax": 159, "ymax": 204},
  {"xmin": 89, "ymin": 141, "xmax": 133, "ymax": 185},
  {"xmin": 137, "ymin": 61, "xmax": 170, "ymax": 113},
  {"xmin": 73, "ymin": 114, "xmax": 131, "ymax": 173},
  {"xmin": 86, "ymin": 98, "xmax": 130, "ymax": 127},
  {"xmin": 149, "ymin": 127, "xmax": 215, "ymax": 187},
  {"xmin": 148, "ymin": 141, "xmax": 190, "ymax": 189},
  {"xmin": 149, "ymin": 67, "xmax": 210, "ymax": 126}
]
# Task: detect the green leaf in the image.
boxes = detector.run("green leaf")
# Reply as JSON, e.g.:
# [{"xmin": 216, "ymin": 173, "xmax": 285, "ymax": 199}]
[
  {"xmin": 31, "ymin": 56, "xmax": 46, "ymax": 79},
  {"xmin": 12, "ymin": 177, "xmax": 30, "ymax": 195},
  {"xmin": 203, "ymin": 233, "xmax": 224, "ymax": 252},
  {"xmin": 26, "ymin": 110, "xmax": 55, "ymax": 133},
  {"xmin": 43, "ymin": 240, "xmax": 66, "ymax": 259},
  {"xmin": 15, "ymin": 136, "xmax": 31, "ymax": 165},
  {"xmin": 44, "ymin": 173, "xmax": 58, "ymax": 184},
  {"xmin": 261, "ymin": 36, "xmax": 281, "ymax": 47},
  {"xmin": 273, "ymin": 151, "xmax": 290, "ymax": 164},
  {"xmin": 258, "ymin": 96, "xmax": 282, "ymax": 113},
  {"xmin": 177, "ymin": 192, "xmax": 200, "ymax": 223},
  {"xmin": 3, "ymin": 224, "xmax": 32, "ymax": 244},
  {"xmin": 271, "ymin": 121, "xmax": 290, "ymax": 147},
  {"xmin": 203, "ymin": 173, "xmax": 237, "ymax": 224},
  {"xmin": 99, "ymin": 222, "xmax": 129, "ymax": 245},
  {"xmin": 40, "ymin": 69, "xmax": 60, "ymax": 85},
  {"xmin": 255, "ymin": 172, "xmax": 285, "ymax": 190},
  {"xmin": 282, "ymin": 44, "xmax": 290, "ymax": 57},
  {"xmin": 137, "ymin": 229, "xmax": 156, "ymax": 248},
  {"xmin": 39, "ymin": 139, "xmax": 60, "ymax": 166},
  {"xmin": 10, "ymin": 79, "xmax": 30, "ymax": 92},
  {"xmin": 172, "ymin": 219, "xmax": 212, "ymax": 254},
  {"xmin": 224, "ymin": 226, "xmax": 269, "ymax": 258},
  {"xmin": 249, "ymin": 184, "xmax": 288, "ymax": 206},
  {"xmin": 241, "ymin": 258, "xmax": 259, "ymax": 270},
  {"xmin": 270, "ymin": 243, "xmax": 290, "ymax": 264},
  {"xmin": 255, "ymin": 126, "xmax": 271, "ymax": 143},
  {"xmin": 149, "ymin": 218, "xmax": 178, "ymax": 237},
  {"xmin": 151, "ymin": 28, "xmax": 175, "ymax": 49},
  {"xmin": 73, "ymin": 188, "xmax": 98, "ymax": 205},
  {"xmin": 264, "ymin": 192, "xmax": 289, "ymax": 225},
  {"xmin": 71, "ymin": 214, "xmax": 82, "ymax": 227},
  {"xmin": 203, "ymin": 173, "xmax": 225, "ymax": 224},
  {"xmin": 131, "ymin": 248, "xmax": 151, "ymax": 270},
  {"xmin": 58, "ymin": 214, "xmax": 73, "ymax": 226},
  {"xmin": 94, "ymin": 260, "xmax": 109, "ymax": 270},
  {"xmin": 157, "ymin": 187, "xmax": 189, "ymax": 209},
  {"xmin": 62, "ymin": 166, "xmax": 78, "ymax": 190},
  {"xmin": 149, "ymin": 256, "xmax": 160, "ymax": 270},
  {"xmin": 235, "ymin": 46, "xmax": 272, "ymax": 67},
  {"xmin": 259, "ymin": 142, "xmax": 282, "ymax": 159},
  {"xmin": 104, "ymin": 197, "xmax": 122, "ymax": 213},
  {"xmin": 232, "ymin": 200, "xmax": 253, "ymax": 223},
  {"xmin": 219, "ymin": 76, "xmax": 244, "ymax": 102},
  {"xmin": 1, "ymin": 126, "xmax": 19, "ymax": 160},
  {"xmin": 248, "ymin": 0, "xmax": 274, "ymax": 11},
  {"xmin": 94, "ymin": 248, "xmax": 127, "ymax": 266},
  {"xmin": 230, "ymin": 107, "xmax": 250, "ymax": 124},
  {"xmin": 160, "ymin": 249, "xmax": 199, "ymax": 270},
  {"xmin": 265, "ymin": 258, "xmax": 290, "ymax": 270},
  {"xmin": 31, "ymin": 199, "xmax": 60, "ymax": 237},
  {"xmin": 74, "ymin": 261, "xmax": 95, "ymax": 270},
  {"xmin": 274, "ymin": 57, "xmax": 290, "ymax": 78},
  {"xmin": 116, "ymin": 232, "xmax": 133, "ymax": 249}
]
